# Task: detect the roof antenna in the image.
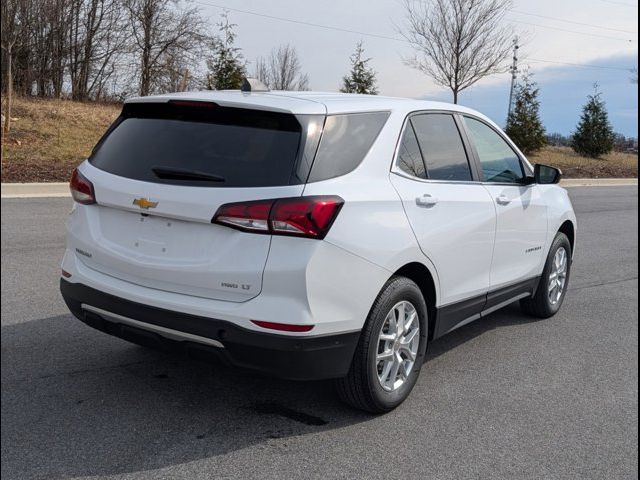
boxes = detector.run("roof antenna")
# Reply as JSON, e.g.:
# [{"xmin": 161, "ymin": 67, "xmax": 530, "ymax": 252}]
[{"xmin": 241, "ymin": 78, "xmax": 270, "ymax": 93}]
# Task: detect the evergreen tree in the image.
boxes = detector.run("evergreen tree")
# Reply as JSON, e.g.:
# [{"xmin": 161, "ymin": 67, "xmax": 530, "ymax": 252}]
[
  {"xmin": 206, "ymin": 12, "xmax": 246, "ymax": 90},
  {"xmin": 505, "ymin": 72, "xmax": 546, "ymax": 155},
  {"xmin": 571, "ymin": 84, "xmax": 615, "ymax": 158},
  {"xmin": 340, "ymin": 42, "xmax": 378, "ymax": 95}
]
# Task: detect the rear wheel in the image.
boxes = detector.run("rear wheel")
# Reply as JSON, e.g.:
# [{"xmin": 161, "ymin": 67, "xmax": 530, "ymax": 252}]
[
  {"xmin": 520, "ymin": 232, "xmax": 572, "ymax": 318},
  {"xmin": 335, "ymin": 276, "xmax": 428, "ymax": 413}
]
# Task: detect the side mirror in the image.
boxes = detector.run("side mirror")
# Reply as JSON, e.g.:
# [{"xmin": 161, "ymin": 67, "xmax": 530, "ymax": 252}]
[{"xmin": 534, "ymin": 164, "xmax": 562, "ymax": 185}]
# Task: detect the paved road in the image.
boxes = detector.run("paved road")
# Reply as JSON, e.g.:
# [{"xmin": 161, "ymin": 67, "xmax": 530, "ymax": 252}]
[{"xmin": 2, "ymin": 186, "xmax": 638, "ymax": 480}]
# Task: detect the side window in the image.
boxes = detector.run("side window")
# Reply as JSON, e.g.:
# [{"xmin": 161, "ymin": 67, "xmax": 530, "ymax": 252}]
[
  {"xmin": 396, "ymin": 123, "xmax": 427, "ymax": 179},
  {"xmin": 308, "ymin": 112, "xmax": 390, "ymax": 182},
  {"xmin": 464, "ymin": 117, "xmax": 524, "ymax": 183},
  {"xmin": 410, "ymin": 114, "xmax": 472, "ymax": 181}
]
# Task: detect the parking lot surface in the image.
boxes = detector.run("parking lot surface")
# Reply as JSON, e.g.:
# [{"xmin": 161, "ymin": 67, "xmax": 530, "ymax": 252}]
[{"xmin": 1, "ymin": 186, "xmax": 638, "ymax": 479}]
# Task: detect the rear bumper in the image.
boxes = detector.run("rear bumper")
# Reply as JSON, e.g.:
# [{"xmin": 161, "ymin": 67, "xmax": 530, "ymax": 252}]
[{"xmin": 60, "ymin": 279, "xmax": 360, "ymax": 380}]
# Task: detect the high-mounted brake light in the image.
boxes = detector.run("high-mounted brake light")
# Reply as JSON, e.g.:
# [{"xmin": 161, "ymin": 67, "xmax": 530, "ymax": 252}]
[
  {"xmin": 212, "ymin": 196, "xmax": 344, "ymax": 240},
  {"xmin": 70, "ymin": 168, "xmax": 96, "ymax": 205},
  {"xmin": 168, "ymin": 100, "xmax": 218, "ymax": 109}
]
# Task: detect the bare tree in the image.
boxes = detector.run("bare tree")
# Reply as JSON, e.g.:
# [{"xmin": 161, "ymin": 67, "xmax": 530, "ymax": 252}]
[
  {"xmin": 68, "ymin": 0, "xmax": 128, "ymax": 101},
  {"xmin": 3, "ymin": 0, "xmax": 71, "ymax": 99},
  {"xmin": 254, "ymin": 44, "xmax": 310, "ymax": 91},
  {"xmin": 253, "ymin": 56, "xmax": 271, "ymax": 87},
  {"xmin": 401, "ymin": 0, "xmax": 514, "ymax": 104},
  {"xmin": 631, "ymin": 68, "xmax": 638, "ymax": 84},
  {"xmin": 1, "ymin": 0, "xmax": 23, "ymax": 134},
  {"xmin": 125, "ymin": 0, "xmax": 205, "ymax": 96}
]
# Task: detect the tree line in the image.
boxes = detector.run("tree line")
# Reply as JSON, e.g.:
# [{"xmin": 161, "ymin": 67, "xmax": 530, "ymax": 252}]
[
  {"xmin": 0, "ymin": 1, "xmax": 378, "ymax": 101},
  {"xmin": 1, "ymin": 0, "xmax": 634, "ymax": 158},
  {"xmin": 1, "ymin": 1, "xmax": 377, "ymax": 133}
]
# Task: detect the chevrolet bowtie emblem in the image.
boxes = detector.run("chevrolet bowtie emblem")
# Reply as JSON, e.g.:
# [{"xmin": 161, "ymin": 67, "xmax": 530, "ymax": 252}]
[{"xmin": 133, "ymin": 197, "xmax": 158, "ymax": 209}]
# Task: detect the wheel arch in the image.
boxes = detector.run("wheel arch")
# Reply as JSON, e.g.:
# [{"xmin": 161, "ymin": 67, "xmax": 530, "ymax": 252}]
[
  {"xmin": 558, "ymin": 220, "xmax": 576, "ymax": 255},
  {"xmin": 393, "ymin": 262, "xmax": 438, "ymax": 340}
]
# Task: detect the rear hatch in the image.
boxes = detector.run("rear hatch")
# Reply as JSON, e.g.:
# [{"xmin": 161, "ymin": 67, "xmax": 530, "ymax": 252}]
[{"xmin": 76, "ymin": 100, "xmax": 324, "ymax": 302}]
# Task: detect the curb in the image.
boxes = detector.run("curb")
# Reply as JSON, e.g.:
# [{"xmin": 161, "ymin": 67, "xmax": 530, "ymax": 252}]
[
  {"xmin": 1, "ymin": 178, "xmax": 638, "ymax": 198},
  {"xmin": 561, "ymin": 178, "xmax": 638, "ymax": 188},
  {"xmin": 1, "ymin": 182, "xmax": 70, "ymax": 198}
]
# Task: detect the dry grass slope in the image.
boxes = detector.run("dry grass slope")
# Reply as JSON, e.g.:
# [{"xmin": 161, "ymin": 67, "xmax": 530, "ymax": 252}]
[
  {"xmin": 530, "ymin": 146, "xmax": 638, "ymax": 179},
  {"xmin": 1, "ymin": 97, "xmax": 637, "ymax": 182},
  {"xmin": 1, "ymin": 96, "xmax": 120, "ymax": 182}
]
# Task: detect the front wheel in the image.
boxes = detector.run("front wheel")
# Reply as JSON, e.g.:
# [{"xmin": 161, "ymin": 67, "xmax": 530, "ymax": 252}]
[
  {"xmin": 335, "ymin": 276, "xmax": 428, "ymax": 413},
  {"xmin": 521, "ymin": 232, "xmax": 572, "ymax": 318}
]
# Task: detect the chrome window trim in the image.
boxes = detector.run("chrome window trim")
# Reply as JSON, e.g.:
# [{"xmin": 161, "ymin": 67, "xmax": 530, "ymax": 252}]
[{"xmin": 391, "ymin": 169, "xmax": 484, "ymax": 186}]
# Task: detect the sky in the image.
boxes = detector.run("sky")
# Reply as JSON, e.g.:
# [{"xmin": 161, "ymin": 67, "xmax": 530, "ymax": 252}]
[{"xmin": 193, "ymin": 0, "xmax": 639, "ymax": 137}]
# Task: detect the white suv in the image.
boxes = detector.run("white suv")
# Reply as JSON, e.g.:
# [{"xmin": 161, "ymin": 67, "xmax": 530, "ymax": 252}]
[{"xmin": 61, "ymin": 85, "xmax": 577, "ymax": 412}]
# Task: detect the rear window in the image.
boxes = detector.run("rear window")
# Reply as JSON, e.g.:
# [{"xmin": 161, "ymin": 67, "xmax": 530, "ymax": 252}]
[
  {"xmin": 89, "ymin": 102, "xmax": 316, "ymax": 188},
  {"xmin": 307, "ymin": 112, "xmax": 390, "ymax": 182}
]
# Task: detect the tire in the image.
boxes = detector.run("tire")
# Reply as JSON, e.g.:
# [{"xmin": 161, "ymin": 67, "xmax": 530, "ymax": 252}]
[
  {"xmin": 335, "ymin": 276, "xmax": 429, "ymax": 413},
  {"xmin": 520, "ymin": 232, "xmax": 572, "ymax": 318}
]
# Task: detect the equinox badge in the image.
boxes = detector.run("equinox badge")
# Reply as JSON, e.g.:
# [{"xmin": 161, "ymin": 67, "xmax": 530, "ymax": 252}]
[{"xmin": 133, "ymin": 197, "xmax": 158, "ymax": 210}]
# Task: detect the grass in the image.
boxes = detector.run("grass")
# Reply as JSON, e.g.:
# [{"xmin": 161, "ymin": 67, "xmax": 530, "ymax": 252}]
[
  {"xmin": 1, "ymin": 96, "xmax": 637, "ymax": 182},
  {"xmin": 528, "ymin": 146, "xmax": 637, "ymax": 179},
  {"xmin": 1, "ymin": 96, "xmax": 121, "ymax": 182}
]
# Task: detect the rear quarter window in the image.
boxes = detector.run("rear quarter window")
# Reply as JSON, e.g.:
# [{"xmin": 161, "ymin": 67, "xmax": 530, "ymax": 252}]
[{"xmin": 307, "ymin": 112, "xmax": 390, "ymax": 182}]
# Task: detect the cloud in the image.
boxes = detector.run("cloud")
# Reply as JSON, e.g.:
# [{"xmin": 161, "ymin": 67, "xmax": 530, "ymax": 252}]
[{"xmin": 425, "ymin": 53, "xmax": 638, "ymax": 137}]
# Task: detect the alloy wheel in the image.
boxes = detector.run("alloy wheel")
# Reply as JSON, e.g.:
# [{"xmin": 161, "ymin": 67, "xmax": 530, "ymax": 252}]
[
  {"xmin": 376, "ymin": 301, "xmax": 420, "ymax": 392},
  {"xmin": 548, "ymin": 247, "xmax": 568, "ymax": 305}
]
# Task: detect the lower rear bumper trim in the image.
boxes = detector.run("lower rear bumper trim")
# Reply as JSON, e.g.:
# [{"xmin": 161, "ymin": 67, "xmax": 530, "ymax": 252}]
[
  {"xmin": 60, "ymin": 279, "xmax": 360, "ymax": 381},
  {"xmin": 82, "ymin": 304, "xmax": 225, "ymax": 349}
]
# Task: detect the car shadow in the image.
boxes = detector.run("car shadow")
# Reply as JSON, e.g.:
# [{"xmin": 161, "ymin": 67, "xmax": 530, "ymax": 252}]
[
  {"xmin": 1, "ymin": 304, "xmax": 542, "ymax": 478},
  {"xmin": 426, "ymin": 302, "xmax": 543, "ymax": 361}
]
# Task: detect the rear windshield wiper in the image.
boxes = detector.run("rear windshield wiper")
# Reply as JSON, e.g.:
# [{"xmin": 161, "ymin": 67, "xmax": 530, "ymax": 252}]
[{"xmin": 152, "ymin": 166, "xmax": 225, "ymax": 183}]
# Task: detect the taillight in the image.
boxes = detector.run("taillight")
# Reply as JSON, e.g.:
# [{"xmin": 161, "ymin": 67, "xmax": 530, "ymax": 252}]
[
  {"xmin": 214, "ymin": 199, "xmax": 272, "ymax": 232},
  {"xmin": 270, "ymin": 197, "xmax": 343, "ymax": 238},
  {"xmin": 212, "ymin": 196, "xmax": 344, "ymax": 240},
  {"xmin": 70, "ymin": 169, "xmax": 96, "ymax": 205}
]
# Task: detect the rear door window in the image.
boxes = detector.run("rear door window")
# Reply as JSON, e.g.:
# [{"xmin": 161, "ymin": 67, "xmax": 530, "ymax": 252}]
[
  {"xmin": 307, "ymin": 112, "xmax": 389, "ymax": 182},
  {"xmin": 89, "ymin": 102, "xmax": 307, "ymax": 188},
  {"xmin": 410, "ymin": 114, "xmax": 472, "ymax": 182}
]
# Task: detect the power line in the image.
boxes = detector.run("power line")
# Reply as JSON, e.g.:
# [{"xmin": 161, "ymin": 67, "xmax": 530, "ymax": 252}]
[
  {"xmin": 508, "ymin": 19, "xmax": 636, "ymax": 42},
  {"xmin": 195, "ymin": 0, "xmax": 636, "ymax": 72},
  {"xmin": 197, "ymin": 0, "xmax": 636, "ymax": 43},
  {"xmin": 192, "ymin": 1, "xmax": 405, "ymax": 43},
  {"xmin": 598, "ymin": 0, "xmax": 638, "ymax": 7},
  {"xmin": 525, "ymin": 58, "xmax": 634, "ymax": 71},
  {"xmin": 509, "ymin": 9, "xmax": 637, "ymax": 34}
]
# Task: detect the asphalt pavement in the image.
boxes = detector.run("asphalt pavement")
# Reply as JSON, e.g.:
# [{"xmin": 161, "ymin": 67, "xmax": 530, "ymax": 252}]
[{"xmin": 1, "ymin": 186, "xmax": 638, "ymax": 480}]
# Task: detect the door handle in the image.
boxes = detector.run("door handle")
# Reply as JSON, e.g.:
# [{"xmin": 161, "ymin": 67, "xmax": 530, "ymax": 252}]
[
  {"xmin": 496, "ymin": 195, "xmax": 511, "ymax": 205},
  {"xmin": 416, "ymin": 194, "xmax": 438, "ymax": 207}
]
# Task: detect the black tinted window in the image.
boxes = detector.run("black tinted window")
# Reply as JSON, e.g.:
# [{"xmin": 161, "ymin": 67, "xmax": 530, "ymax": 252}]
[
  {"xmin": 464, "ymin": 117, "xmax": 524, "ymax": 183},
  {"xmin": 308, "ymin": 112, "xmax": 389, "ymax": 182},
  {"xmin": 396, "ymin": 123, "xmax": 427, "ymax": 179},
  {"xmin": 410, "ymin": 114, "xmax": 472, "ymax": 181},
  {"xmin": 90, "ymin": 103, "xmax": 303, "ymax": 187}
]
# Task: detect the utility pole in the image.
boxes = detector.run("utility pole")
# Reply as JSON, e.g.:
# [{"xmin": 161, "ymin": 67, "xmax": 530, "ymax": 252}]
[{"xmin": 507, "ymin": 36, "xmax": 519, "ymax": 118}]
